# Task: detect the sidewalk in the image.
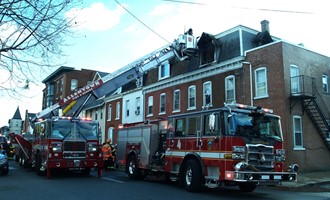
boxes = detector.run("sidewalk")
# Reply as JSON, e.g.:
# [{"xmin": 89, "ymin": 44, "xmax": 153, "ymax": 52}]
[{"xmin": 276, "ymin": 171, "xmax": 330, "ymax": 192}]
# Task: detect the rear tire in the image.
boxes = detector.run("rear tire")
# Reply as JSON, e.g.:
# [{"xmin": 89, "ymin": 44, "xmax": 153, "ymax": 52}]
[
  {"xmin": 81, "ymin": 168, "xmax": 91, "ymax": 176},
  {"xmin": 126, "ymin": 155, "xmax": 141, "ymax": 179},
  {"xmin": 182, "ymin": 159, "xmax": 202, "ymax": 192},
  {"xmin": 1, "ymin": 168, "xmax": 9, "ymax": 175},
  {"xmin": 36, "ymin": 154, "xmax": 46, "ymax": 176}
]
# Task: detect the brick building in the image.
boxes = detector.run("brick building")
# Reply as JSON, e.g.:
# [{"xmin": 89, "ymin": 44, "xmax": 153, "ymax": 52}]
[{"xmin": 104, "ymin": 20, "xmax": 329, "ymax": 172}]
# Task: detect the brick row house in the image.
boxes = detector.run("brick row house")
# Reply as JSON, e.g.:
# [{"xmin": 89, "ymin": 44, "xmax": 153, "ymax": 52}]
[{"xmin": 94, "ymin": 20, "xmax": 329, "ymax": 172}]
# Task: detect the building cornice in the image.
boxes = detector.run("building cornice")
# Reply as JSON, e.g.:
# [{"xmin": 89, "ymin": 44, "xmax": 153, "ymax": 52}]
[{"xmin": 144, "ymin": 56, "xmax": 245, "ymax": 93}]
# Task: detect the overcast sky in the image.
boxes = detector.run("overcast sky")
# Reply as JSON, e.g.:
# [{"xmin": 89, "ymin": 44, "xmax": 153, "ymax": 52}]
[{"xmin": 1, "ymin": 0, "xmax": 329, "ymax": 127}]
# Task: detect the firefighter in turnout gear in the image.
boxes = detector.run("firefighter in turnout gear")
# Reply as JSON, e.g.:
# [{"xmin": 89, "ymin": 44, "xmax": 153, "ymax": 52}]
[{"xmin": 102, "ymin": 139, "xmax": 112, "ymax": 170}]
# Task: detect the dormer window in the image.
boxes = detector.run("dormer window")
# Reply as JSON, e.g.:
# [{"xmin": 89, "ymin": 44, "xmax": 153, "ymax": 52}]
[
  {"xmin": 71, "ymin": 79, "xmax": 78, "ymax": 91},
  {"xmin": 159, "ymin": 61, "xmax": 170, "ymax": 80}
]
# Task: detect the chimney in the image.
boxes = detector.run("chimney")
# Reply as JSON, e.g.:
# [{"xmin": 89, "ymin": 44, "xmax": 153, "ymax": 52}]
[{"xmin": 261, "ymin": 20, "xmax": 269, "ymax": 33}]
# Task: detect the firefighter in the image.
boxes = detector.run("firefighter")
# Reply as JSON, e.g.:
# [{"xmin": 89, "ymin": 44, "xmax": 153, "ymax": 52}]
[
  {"xmin": 7, "ymin": 142, "xmax": 15, "ymax": 159},
  {"xmin": 109, "ymin": 143, "xmax": 117, "ymax": 169},
  {"xmin": 102, "ymin": 139, "xmax": 112, "ymax": 170}
]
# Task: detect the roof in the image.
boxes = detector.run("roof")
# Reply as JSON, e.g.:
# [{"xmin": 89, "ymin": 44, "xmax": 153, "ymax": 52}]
[
  {"xmin": 12, "ymin": 107, "xmax": 22, "ymax": 120},
  {"xmin": 42, "ymin": 66, "xmax": 75, "ymax": 83}
]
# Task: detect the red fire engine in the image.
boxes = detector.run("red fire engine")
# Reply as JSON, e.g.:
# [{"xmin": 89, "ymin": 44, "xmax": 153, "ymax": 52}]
[
  {"xmin": 9, "ymin": 117, "xmax": 103, "ymax": 178},
  {"xmin": 116, "ymin": 103, "xmax": 298, "ymax": 192},
  {"xmin": 8, "ymin": 36, "xmax": 188, "ymax": 178}
]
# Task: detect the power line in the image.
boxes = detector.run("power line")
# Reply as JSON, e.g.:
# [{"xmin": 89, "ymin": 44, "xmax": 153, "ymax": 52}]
[
  {"xmin": 162, "ymin": 0, "xmax": 314, "ymax": 14},
  {"xmin": 114, "ymin": 0, "xmax": 172, "ymax": 44}
]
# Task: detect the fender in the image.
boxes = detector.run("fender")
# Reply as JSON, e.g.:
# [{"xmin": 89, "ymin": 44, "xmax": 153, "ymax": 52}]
[{"xmin": 180, "ymin": 152, "xmax": 205, "ymax": 178}]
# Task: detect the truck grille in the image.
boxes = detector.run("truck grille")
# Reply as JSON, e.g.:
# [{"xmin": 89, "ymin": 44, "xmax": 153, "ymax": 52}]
[
  {"xmin": 63, "ymin": 141, "xmax": 86, "ymax": 159},
  {"xmin": 246, "ymin": 144, "xmax": 274, "ymax": 170}
]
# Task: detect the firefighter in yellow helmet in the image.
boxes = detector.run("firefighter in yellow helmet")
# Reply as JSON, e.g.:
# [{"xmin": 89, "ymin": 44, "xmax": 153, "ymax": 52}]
[{"xmin": 102, "ymin": 139, "xmax": 112, "ymax": 170}]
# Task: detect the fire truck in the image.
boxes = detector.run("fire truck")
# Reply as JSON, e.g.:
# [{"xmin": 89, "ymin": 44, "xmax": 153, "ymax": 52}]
[
  {"xmin": 8, "ymin": 31, "xmax": 194, "ymax": 178},
  {"xmin": 9, "ymin": 117, "xmax": 103, "ymax": 178},
  {"xmin": 116, "ymin": 103, "xmax": 298, "ymax": 192}
]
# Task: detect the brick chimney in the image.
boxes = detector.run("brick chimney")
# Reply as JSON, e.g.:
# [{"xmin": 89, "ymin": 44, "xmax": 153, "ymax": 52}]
[{"xmin": 261, "ymin": 20, "xmax": 270, "ymax": 33}]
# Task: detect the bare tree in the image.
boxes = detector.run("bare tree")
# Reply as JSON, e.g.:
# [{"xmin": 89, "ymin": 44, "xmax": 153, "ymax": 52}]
[{"xmin": 0, "ymin": 0, "xmax": 78, "ymax": 99}]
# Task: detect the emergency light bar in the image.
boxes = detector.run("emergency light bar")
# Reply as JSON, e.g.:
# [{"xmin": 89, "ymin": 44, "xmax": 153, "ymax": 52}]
[{"xmin": 224, "ymin": 103, "xmax": 273, "ymax": 113}]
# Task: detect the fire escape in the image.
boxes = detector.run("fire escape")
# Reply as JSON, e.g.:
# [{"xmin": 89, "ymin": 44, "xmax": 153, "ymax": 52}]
[{"xmin": 290, "ymin": 75, "xmax": 330, "ymax": 151}]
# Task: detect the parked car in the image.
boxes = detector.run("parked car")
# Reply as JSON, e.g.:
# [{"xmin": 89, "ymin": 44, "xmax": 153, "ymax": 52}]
[{"xmin": 0, "ymin": 149, "xmax": 9, "ymax": 175}]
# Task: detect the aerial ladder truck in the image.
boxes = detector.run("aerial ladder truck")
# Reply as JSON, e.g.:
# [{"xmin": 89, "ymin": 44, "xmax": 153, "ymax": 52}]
[{"xmin": 9, "ymin": 30, "xmax": 197, "ymax": 178}]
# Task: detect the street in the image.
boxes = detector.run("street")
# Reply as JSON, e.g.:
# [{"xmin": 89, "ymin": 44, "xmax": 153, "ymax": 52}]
[{"xmin": 0, "ymin": 160, "xmax": 329, "ymax": 200}]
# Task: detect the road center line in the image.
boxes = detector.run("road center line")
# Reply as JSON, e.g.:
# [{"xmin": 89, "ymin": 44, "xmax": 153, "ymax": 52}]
[{"xmin": 101, "ymin": 177, "xmax": 125, "ymax": 183}]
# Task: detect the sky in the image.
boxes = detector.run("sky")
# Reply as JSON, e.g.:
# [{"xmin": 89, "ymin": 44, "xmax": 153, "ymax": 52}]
[{"xmin": 1, "ymin": 0, "xmax": 329, "ymax": 127}]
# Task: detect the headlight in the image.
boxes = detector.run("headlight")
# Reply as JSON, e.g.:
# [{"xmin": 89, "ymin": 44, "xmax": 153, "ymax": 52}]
[
  {"xmin": 233, "ymin": 146, "xmax": 246, "ymax": 153},
  {"xmin": 87, "ymin": 143, "xmax": 98, "ymax": 152},
  {"xmin": 50, "ymin": 143, "xmax": 62, "ymax": 152},
  {"xmin": 276, "ymin": 149, "xmax": 286, "ymax": 162},
  {"xmin": 232, "ymin": 146, "xmax": 246, "ymax": 160}
]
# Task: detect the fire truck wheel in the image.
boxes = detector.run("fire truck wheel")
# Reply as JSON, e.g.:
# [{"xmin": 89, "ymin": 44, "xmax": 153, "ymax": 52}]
[
  {"xmin": 15, "ymin": 154, "xmax": 19, "ymax": 162},
  {"xmin": 36, "ymin": 154, "xmax": 46, "ymax": 176},
  {"xmin": 127, "ymin": 155, "xmax": 141, "ymax": 179},
  {"xmin": 183, "ymin": 159, "xmax": 202, "ymax": 192},
  {"xmin": 81, "ymin": 168, "xmax": 91, "ymax": 176},
  {"xmin": 18, "ymin": 150, "xmax": 23, "ymax": 166},
  {"xmin": 1, "ymin": 168, "xmax": 9, "ymax": 175},
  {"xmin": 238, "ymin": 183, "xmax": 257, "ymax": 192}
]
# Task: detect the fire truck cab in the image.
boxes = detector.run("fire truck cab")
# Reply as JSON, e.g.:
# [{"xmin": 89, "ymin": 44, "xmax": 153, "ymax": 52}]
[
  {"xmin": 117, "ymin": 103, "xmax": 298, "ymax": 192},
  {"xmin": 12, "ymin": 117, "xmax": 103, "ymax": 178}
]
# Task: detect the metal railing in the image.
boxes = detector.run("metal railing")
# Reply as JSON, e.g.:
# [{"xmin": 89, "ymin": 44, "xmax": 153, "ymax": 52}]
[{"xmin": 290, "ymin": 75, "xmax": 315, "ymax": 97}]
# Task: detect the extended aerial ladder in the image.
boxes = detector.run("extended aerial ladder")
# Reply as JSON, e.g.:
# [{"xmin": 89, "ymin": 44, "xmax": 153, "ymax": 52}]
[{"xmin": 36, "ymin": 31, "xmax": 198, "ymax": 119}]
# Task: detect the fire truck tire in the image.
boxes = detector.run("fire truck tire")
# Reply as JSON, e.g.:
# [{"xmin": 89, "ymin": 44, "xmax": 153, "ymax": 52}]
[
  {"xmin": 81, "ymin": 168, "xmax": 91, "ymax": 176},
  {"xmin": 18, "ymin": 150, "xmax": 23, "ymax": 166},
  {"xmin": 36, "ymin": 154, "xmax": 46, "ymax": 176},
  {"xmin": 238, "ymin": 183, "xmax": 257, "ymax": 192},
  {"xmin": 183, "ymin": 159, "xmax": 202, "ymax": 192},
  {"xmin": 127, "ymin": 155, "xmax": 141, "ymax": 179},
  {"xmin": 15, "ymin": 153, "xmax": 19, "ymax": 162},
  {"xmin": 1, "ymin": 168, "xmax": 9, "ymax": 175}
]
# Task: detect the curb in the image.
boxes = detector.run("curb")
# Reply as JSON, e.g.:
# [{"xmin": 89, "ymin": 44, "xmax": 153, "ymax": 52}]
[{"xmin": 275, "ymin": 181, "xmax": 330, "ymax": 192}]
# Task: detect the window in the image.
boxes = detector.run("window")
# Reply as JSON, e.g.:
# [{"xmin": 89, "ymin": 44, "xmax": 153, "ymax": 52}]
[
  {"xmin": 293, "ymin": 116, "xmax": 304, "ymax": 149},
  {"xmin": 187, "ymin": 116, "xmax": 200, "ymax": 136},
  {"xmin": 173, "ymin": 90, "xmax": 180, "ymax": 112},
  {"xmin": 159, "ymin": 61, "xmax": 170, "ymax": 80},
  {"xmin": 71, "ymin": 79, "xmax": 78, "ymax": 91},
  {"xmin": 60, "ymin": 78, "xmax": 64, "ymax": 92},
  {"xmin": 107, "ymin": 105, "xmax": 112, "ymax": 121},
  {"xmin": 290, "ymin": 65, "xmax": 300, "ymax": 94},
  {"xmin": 175, "ymin": 118, "xmax": 186, "ymax": 137},
  {"xmin": 204, "ymin": 113, "xmax": 220, "ymax": 136},
  {"xmin": 255, "ymin": 67, "xmax": 268, "ymax": 98},
  {"xmin": 148, "ymin": 96, "xmax": 153, "ymax": 116},
  {"xmin": 225, "ymin": 75, "xmax": 235, "ymax": 103},
  {"xmin": 322, "ymin": 75, "xmax": 329, "ymax": 93},
  {"xmin": 107, "ymin": 127, "xmax": 114, "ymax": 143},
  {"xmin": 116, "ymin": 102, "xmax": 120, "ymax": 119},
  {"xmin": 125, "ymin": 100, "xmax": 130, "ymax": 117},
  {"xmin": 188, "ymin": 85, "xmax": 196, "ymax": 109},
  {"xmin": 203, "ymin": 81, "xmax": 212, "ymax": 106},
  {"xmin": 95, "ymin": 109, "xmax": 98, "ymax": 120},
  {"xmin": 160, "ymin": 93, "xmax": 166, "ymax": 114},
  {"xmin": 135, "ymin": 97, "xmax": 141, "ymax": 115}
]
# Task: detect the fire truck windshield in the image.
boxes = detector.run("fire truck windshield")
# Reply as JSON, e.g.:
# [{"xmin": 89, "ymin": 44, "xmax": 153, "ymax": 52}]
[
  {"xmin": 228, "ymin": 112, "xmax": 282, "ymax": 141},
  {"xmin": 50, "ymin": 120, "xmax": 98, "ymax": 140}
]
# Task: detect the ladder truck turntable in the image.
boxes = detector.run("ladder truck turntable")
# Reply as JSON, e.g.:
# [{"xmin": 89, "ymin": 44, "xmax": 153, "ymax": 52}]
[
  {"xmin": 116, "ymin": 103, "xmax": 299, "ymax": 192},
  {"xmin": 9, "ymin": 31, "xmax": 194, "ymax": 178}
]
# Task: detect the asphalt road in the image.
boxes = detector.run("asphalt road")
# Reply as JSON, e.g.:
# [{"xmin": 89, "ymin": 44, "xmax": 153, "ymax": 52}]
[{"xmin": 0, "ymin": 161, "xmax": 329, "ymax": 200}]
